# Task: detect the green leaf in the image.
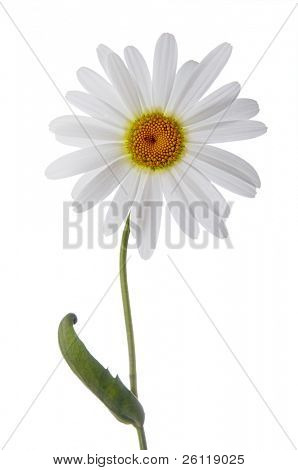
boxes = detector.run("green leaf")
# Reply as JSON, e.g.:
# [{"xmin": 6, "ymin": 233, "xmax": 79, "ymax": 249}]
[{"xmin": 58, "ymin": 313, "xmax": 145, "ymax": 428}]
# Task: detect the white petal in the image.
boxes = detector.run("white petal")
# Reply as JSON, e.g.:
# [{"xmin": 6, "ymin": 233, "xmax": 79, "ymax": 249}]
[
  {"xmin": 191, "ymin": 159, "xmax": 257, "ymax": 197},
  {"xmin": 203, "ymin": 98, "xmax": 260, "ymax": 124},
  {"xmin": 49, "ymin": 115, "xmax": 123, "ymax": 142},
  {"xmin": 129, "ymin": 173, "xmax": 148, "ymax": 240},
  {"xmin": 175, "ymin": 162, "xmax": 230, "ymax": 217},
  {"xmin": 170, "ymin": 43, "xmax": 232, "ymax": 114},
  {"xmin": 45, "ymin": 143, "xmax": 124, "ymax": 179},
  {"xmin": 133, "ymin": 174, "xmax": 163, "ymax": 260},
  {"xmin": 72, "ymin": 159, "xmax": 130, "ymax": 207},
  {"xmin": 97, "ymin": 44, "xmax": 114, "ymax": 76},
  {"xmin": 182, "ymin": 82, "xmax": 240, "ymax": 125},
  {"xmin": 191, "ymin": 42, "xmax": 232, "ymax": 100},
  {"xmin": 188, "ymin": 120, "xmax": 267, "ymax": 144},
  {"xmin": 152, "ymin": 33, "xmax": 178, "ymax": 108},
  {"xmin": 181, "ymin": 181, "xmax": 229, "ymax": 238},
  {"xmin": 161, "ymin": 170, "xmax": 199, "ymax": 239},
  {"xmin": 76, "ymin": 67, "xmax": 128, "ymax": 114},
  {"xmin": 71, "ymin": 168, "xmax": 101, "ymax": 204},
  {"xmin": 187, "ymin": 144, "xmax": 260, "ymax": 187},
  {"xmin": 106, "ymin": 53, "xmax": 142, "ymax": 116},
  {"xmin": 144, "ymin": 174, "xmax": 163, "ymax": 258},
  {"xmin": 227, "ymin": 99, "xmax": 260, "ymax": 120},
  {"xmin": 55, "ymin": 135, "xmax": 102, "ymax": 148},
  {"xmin": 104, "ymin": 168, "xmax": 141, "ymax": 235},
  {"xmin": 173, "ymin": 169, "xmax": 229, "ymax": 238},
  {"xmin": 166, "ymin": 60, "xmax": 201, "ymax": 113},
  {"xmin": 66, "ymin": 91, "xmax": 128, "ymax": 128},
  {"xmin": 124, "ymin": 46, "xmax": 152, "ymax": 110}
]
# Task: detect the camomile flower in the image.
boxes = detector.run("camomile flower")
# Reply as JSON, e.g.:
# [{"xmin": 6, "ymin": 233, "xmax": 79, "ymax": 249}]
[{"xmin": 46, "ymin": 33, "xmax": 267, "ymax": 259}]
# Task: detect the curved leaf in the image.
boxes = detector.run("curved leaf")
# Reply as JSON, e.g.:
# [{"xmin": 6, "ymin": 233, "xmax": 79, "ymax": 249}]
[{"xmin": 58, "ymin": 313, "xmax": 145, "ymax": 428}]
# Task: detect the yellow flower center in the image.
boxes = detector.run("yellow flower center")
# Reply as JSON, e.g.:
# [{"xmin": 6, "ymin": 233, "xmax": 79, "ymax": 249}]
[{"xmin": 125, "ymin": 112, "xmax": 185, "ymax": 170}]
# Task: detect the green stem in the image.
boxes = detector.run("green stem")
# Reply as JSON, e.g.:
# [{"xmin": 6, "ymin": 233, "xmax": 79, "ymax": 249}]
[
  {"xmin": 119, "ymin": 215, "xmax": 147, "ymax": 451},
  {"xmin": 137, "ymin": 426, "xmax": 147, "ymax": 450}
]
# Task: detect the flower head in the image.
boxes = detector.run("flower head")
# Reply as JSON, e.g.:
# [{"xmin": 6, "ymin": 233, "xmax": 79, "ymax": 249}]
[{"xmin": 46, "ymin": 33, "xmax": 266, "ymax": 259}]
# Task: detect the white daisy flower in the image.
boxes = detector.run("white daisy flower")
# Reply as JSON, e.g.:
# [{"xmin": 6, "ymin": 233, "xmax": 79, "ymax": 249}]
[{"xmin": 46, "ymin": 33, "xmax": 267, "ymax": 259}]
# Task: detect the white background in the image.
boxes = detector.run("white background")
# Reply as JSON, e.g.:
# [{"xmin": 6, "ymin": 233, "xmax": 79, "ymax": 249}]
[{"xmin": 1, "ymin": 0, "xmax": 298, "ymax": 468}]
